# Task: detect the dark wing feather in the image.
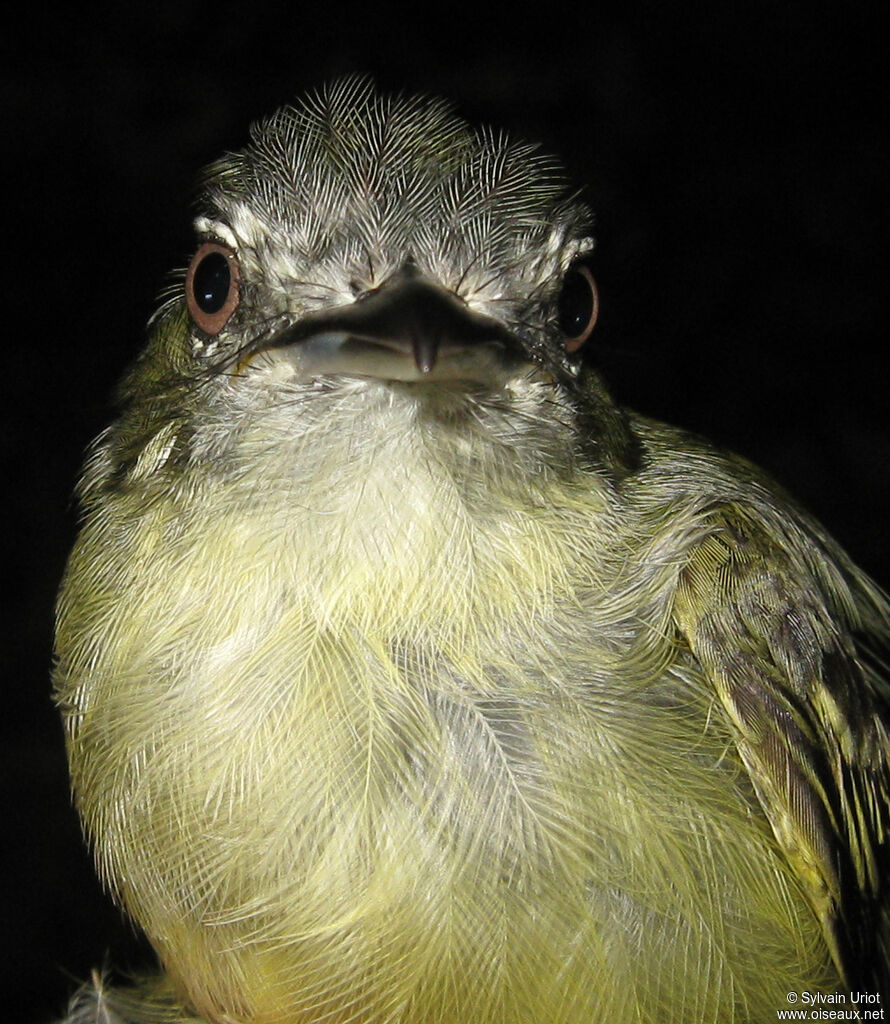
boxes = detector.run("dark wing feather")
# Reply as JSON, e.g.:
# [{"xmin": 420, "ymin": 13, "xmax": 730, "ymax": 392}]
[{"xmin": 672, "ymin": 503, "xmax": 890, "ymax": 993}]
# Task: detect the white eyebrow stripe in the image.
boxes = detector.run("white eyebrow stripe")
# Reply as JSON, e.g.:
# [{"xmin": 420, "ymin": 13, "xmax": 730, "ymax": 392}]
[{"xmin": 194, "ymin": 217, "xmax": 240, "ymax": 251}]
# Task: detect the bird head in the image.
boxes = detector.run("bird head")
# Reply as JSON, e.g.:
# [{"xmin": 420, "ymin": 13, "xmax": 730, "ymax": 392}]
[{"xmin": 88, "ymin": 78, "xmax": 638, "ymax": 511}]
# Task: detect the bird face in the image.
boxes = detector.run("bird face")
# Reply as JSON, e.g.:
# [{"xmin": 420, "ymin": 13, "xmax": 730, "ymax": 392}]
[
  {"xmin": 118, "ymin": 81, "xmax": 603, "ymax": 459},
  {"xmin": 182, "ymin": 80, "xmax": 597, "ymax": 378},
  {"xmin": 91, "ymin": 78, "xmax": 632, "ymax": 540}
]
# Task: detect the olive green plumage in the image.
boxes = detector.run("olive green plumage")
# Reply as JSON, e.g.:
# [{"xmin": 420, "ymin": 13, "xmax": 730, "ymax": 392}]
[{"xmin": 54, "ymin": 78, "xmax": 890, "ymax": 1024}]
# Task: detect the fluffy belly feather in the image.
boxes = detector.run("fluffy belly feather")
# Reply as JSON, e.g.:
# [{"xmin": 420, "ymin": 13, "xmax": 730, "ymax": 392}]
[{"xmin": 55, "ymin": 420, "xmax": 837, "ymax": 1022}]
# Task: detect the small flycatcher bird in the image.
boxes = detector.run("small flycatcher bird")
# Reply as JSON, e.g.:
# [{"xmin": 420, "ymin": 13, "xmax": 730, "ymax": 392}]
[{"xmin": 54, "ymin": 78, "xmax": 890, "ymax": 1023}]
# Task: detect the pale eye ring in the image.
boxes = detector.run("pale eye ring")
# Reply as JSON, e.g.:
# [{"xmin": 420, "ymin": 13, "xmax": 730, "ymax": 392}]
[
  {"xmin": 557, "ymin": 264, "xmax": 599, "ymax": 353},
  {"xmin": 185, "ymin": 242, "xmax": 240, "ymax": 335}
]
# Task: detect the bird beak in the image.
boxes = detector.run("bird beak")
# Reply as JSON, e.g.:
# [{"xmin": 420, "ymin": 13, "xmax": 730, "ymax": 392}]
[{"xmin": 254, "ymin": 273, "xmax": 524, "ymax": 383}]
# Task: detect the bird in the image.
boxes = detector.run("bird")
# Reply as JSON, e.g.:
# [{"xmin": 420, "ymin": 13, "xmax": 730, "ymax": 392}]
[{"xmin": 53, "ymin": 77, "xmax": 890, "ymax": 1024}]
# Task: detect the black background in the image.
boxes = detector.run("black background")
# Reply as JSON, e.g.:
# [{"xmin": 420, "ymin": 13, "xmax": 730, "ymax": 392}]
[{"xmin": 4, "ymin": 2, "xmax": 887, "ymax": 1020}]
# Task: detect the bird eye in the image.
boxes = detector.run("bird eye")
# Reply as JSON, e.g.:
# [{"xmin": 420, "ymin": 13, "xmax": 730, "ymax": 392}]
[
  {"xmin": 557, "ymin": 265, "xmax": 599, "ymax": 353},
  {"xmin": 185, "ymin": 242, "xmax": 240, "ymax": 335}
]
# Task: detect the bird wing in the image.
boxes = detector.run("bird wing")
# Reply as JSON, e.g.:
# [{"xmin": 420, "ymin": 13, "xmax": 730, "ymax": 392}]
[{"xmin": 671, "ymin": 502, "xmax": 890, "ymax": 992}]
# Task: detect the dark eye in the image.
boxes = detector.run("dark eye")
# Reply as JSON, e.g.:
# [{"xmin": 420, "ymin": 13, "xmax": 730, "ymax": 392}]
[
  {"xmin": 185, "ymin": 242, "xmax": 240, "ymax": 334},
  {"xmin": 557, "ymin": 264, "xmax": 599, "ymax": 353}
]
